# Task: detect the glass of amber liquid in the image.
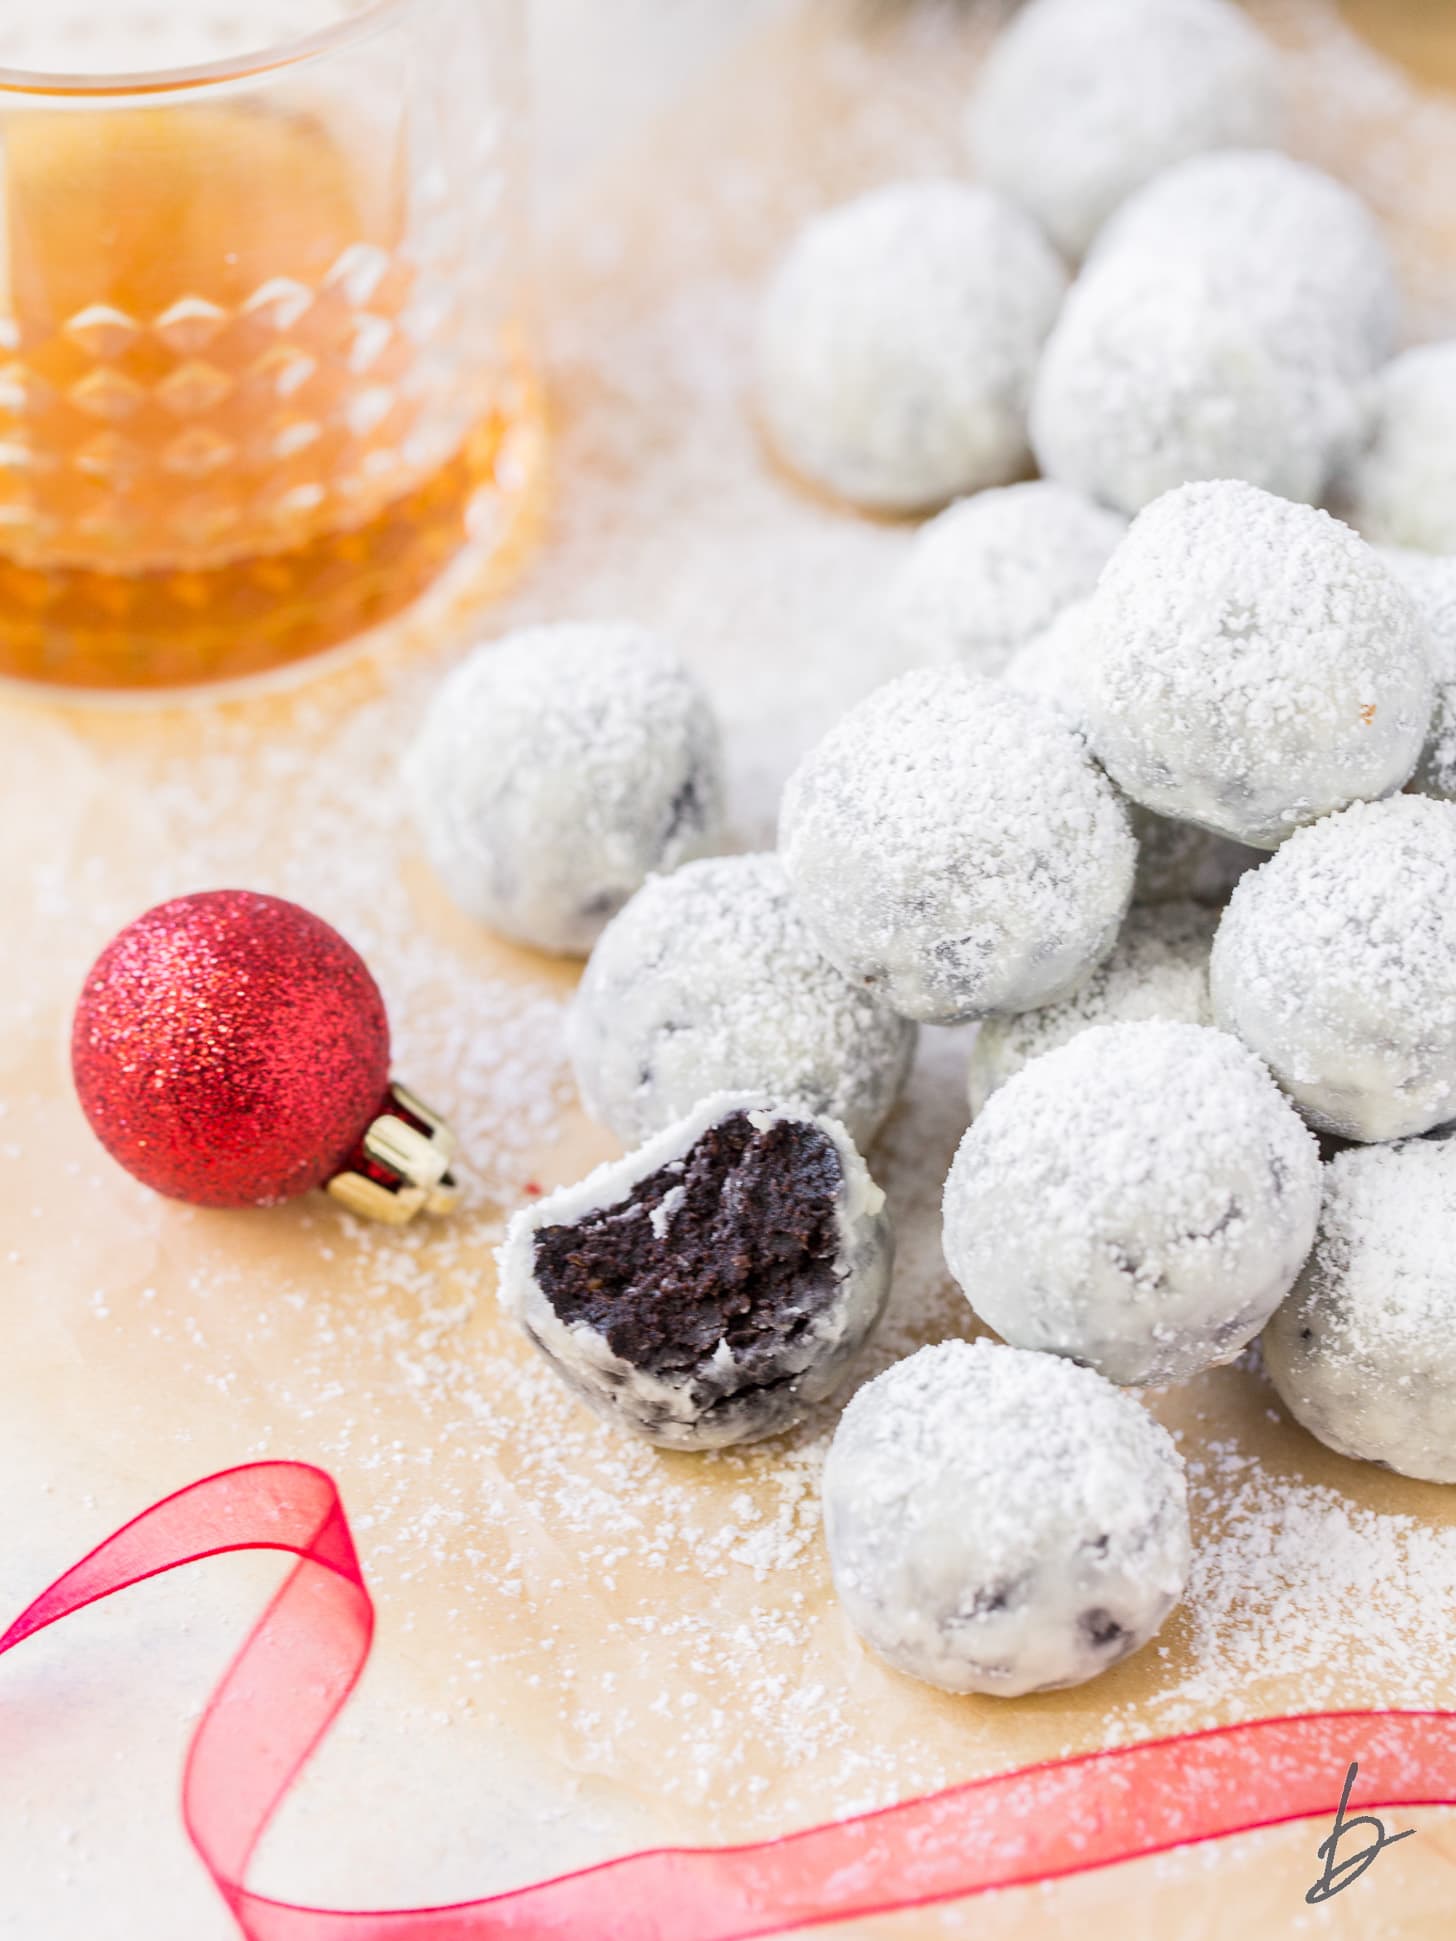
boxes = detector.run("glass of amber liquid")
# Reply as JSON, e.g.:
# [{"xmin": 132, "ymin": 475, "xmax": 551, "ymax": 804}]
[{"xmin": 0, "ymin": 0, "xmax": 542, "ymax": 693}]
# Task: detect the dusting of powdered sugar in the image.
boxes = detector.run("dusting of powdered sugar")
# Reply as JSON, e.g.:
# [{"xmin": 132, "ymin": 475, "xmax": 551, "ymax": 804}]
[
  {"xmin": 755, "ymin": 179, "xmax": 1066, "ymax": 513},
  {"xmin": 822, "ymin": 1339, "xmax": 1190, "ymax": 1697},
  {"xmin": 886, "ymin": 480, "xmax": 1125, "ymax": 677},
  {"xmin": 966, "ymin": 902, "xmax": 1215, "ymax": 1115},
  {"xmin": 1296, "ymin": 1140, "xmax": 1456, "ymax": 1369},
  {"xmin": 1091, "ymin": 147, "xmax": 1398, "ymax": 378},
  {"xmin": 402, "ymin": 623, "xmax": 724, "ymax": 958},
  {"xmin": 1029, "ymin": 249, "xmax": 1356, "ymax": 518},
  {"xmin": 1262, "ymin": 1138, "xmax": 1456, "ymax": 1482},
  {"xmin": 1378, "ymin": 545, "xmax": 1456, "ymax": 800},
  {"xmin": 779, "ymin": 669, "xmax": 1135, "ymax": 1024},
  {"xmin": 1106, "ymin": 1425, "xmax": 1456, "ymax": 1740},
  {"xmin": 567, "ymin": 853, "xmax": 916, "ymax": 1152},
  {"xmin": 944, "ymin": 1020, "xmax": 1323, "ymax": 1387},
  {"xmin": 1211, "ymin": 794, "xmax": 1456, "ymax": 1141},
  {"xmin": 1084, "ymin": 480, "xmax": 1432, "ymax": 848},
  {"xmin": 1030, "ymin": 147, "xmax": 1395, "ymax": 516},
  {"xmin": 965, "ymin": 0, "xmax": 1284, "ymax": 260},
  {"xmin": 1005, "ymin": 598, "xmax": 1269, "ymax": 904},
  {"xmin": 1001, "ymin": 595, "xmax": 1095, "ymax": 721},
  {"xmin": 1345, "ymin": 342, "xmax": 1456, "ymax": 553}
]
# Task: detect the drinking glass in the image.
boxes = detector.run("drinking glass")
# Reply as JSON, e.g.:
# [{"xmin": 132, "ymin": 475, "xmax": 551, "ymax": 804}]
[{"xmin": 0, "ymin": 0, "xmax": 542, "ymax": 692}]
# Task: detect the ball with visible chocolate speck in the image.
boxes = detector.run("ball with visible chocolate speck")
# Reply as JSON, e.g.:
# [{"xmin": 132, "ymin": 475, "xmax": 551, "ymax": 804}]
[
  {"xmin": 1032, "ymin": 251, "xmax": 1355, "ymax": 517},
  {"xmin": 497, "ymin": 1095, "xmax": 893, "ymax": 1449},
  {"xmin": 1264, "ymin": 1137, "xmax": 1456, "ymax": 1483},
  {"xmin": 1030, "ymin": 152, "xmax": 1388, "ymax": 516},
  {"xmin": 945, "ymin": 1020, "xmax": 1323, "ymax": 1385},
  {"xmin": 1211, "ymin": 795, "xmax": 1456, "ymax": 1142},
  {"xmin": 822, "ymin": 1339, "xmax": 1190, "ymax": 1696},
  {"xmin": 966, "ymin": 0, "xmax": 1283, "ymax": 261},
  {"xmin": 404, "ymin": 622, "xmax": 723, "ymax": 957},
  {"xmin": 1081, "ymin": 482, "xmax": 1432, "ymax": 849},
  {"xmin": 756, "ymin": 180, "xmax": 1066, "ymax": 513},
  {"xmin": 1091, "ymin": 150, "xmax": 1396, "ymax": 382},
  {"xmin": 779, "ymin": 668, "xmax": 1135, "ymax": 1025},
  {"xmin": 568, "ymin": 853, "xmax": 916, "ymax": 1151}
]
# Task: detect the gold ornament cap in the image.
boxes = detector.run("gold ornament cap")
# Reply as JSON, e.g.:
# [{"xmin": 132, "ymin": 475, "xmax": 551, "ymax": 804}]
[{"xmin": 326, "ymin": 1080, "xmax": 461, "ymax": 1225}]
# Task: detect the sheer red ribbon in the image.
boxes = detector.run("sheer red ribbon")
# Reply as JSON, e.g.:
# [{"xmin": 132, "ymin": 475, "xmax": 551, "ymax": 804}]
[{"xmin": 2, "ymin": 1460, "xmax": 1451, "ymax": 1938}]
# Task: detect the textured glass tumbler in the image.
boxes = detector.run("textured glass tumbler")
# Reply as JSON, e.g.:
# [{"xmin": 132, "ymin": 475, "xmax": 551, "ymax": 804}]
[{"xmin": 0, "ymin": 0, "xmax": 542, "ymax": 692}]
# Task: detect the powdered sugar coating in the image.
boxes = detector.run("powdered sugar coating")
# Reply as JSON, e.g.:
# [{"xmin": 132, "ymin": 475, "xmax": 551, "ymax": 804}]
[
  {"xmin": 966, "ymin": 0, "xmax": 1282, "ymax": 261},
  {"xmin": 1031, "ymin": 151, "xmax": 1393, "ymax": 517},
  {"xmin": 1000, "ymin": 596, "xmax": 1095, "ymax": 717},
  {"xmin": 1082, "ymin": 482, "xmax": 1432, "ymax": 848},
  {"xmin": 779, "ymin": 669, "xmax": 1135, "ymax": 1025},
  {"xmin": 568, "ymin": 853, "xmax": 916, "ymax": 1150},
  {"xmin": 887, "ymin": 482, "xmax": 1125, "ymax": 677},
  {"xmin": 405, "ymin": 623, "xmax": 723, "ymax": 957},
  {"xmin": 1379, "ymin": 547, "xmax": 1456, "ymax": 800},
  {"xmin": 823, "ymin": 1339, "xmax": 1190, "ymax": 1695},
  {"xmin": 1003, "ymin": 600, "xmax": 1261, "ymax": 905},
  {"xmin": 1092, "ymin": 150, "xmax": 1398, "ymax": 383},
  {"xmin": 1264, "ymin": 1139, "xmax": 1456, "ymax": 1483},
  {"xmin": 967, "ymin": 903, "xmax": 1215, "ymax": 1116},
  {"xmin": 755, "ymin": 180, "xmax": 1066, "ymax": 513},
  {"xmin": 1030, "ymin": 255, "xmax": 1361, "ymax": 517},
  {"xmin": 1211, "ymin": 795, "xmax": 1456, "ymax": 1142},
  {"xmin": 499, "ymin": 1094, "xmax": 893, "ymax": 1451},
  {"xmin": 1343, "ymin": 342, "xmax": 1456, "ymax": 554},
  {"xmin": 944, "ymin": 1021, "xmax": 1323, "ymax": 1386}
]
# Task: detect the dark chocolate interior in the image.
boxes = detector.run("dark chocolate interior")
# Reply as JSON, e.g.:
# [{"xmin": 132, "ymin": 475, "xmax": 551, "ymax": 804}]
[{"xmin": 532, "ymin": 1111, "xmax": 843, "ymax": 1382}]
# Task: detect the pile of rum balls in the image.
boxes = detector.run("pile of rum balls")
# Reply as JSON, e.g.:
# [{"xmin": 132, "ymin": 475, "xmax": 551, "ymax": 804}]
[{"xmin": 406, "ymin": 0, "xmax": 1456, "ymax": 1700}]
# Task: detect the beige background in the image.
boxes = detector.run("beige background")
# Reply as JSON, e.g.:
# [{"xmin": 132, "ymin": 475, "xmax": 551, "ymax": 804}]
[{"xmin": 5, "ymin": 3, "xmax": 1456, "ymax": 1936}]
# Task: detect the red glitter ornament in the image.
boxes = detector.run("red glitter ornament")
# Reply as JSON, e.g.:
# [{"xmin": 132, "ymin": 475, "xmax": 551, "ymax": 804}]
[{"xmin": 71, "ymin": 891, "xmax": 455, "ymax": 1217}]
